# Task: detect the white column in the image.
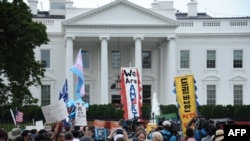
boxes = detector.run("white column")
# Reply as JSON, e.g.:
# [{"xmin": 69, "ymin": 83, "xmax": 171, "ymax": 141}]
[
  {"xmin": 159, "ymin": 47, "xmax": 164, "ymax": 104},
  {"xmin": 66, "ymin": 36, "xmax": 75, "ymax": 100},
  {"xmin": 165, "ymin": 37, "xmax": 176, "ymax": 104},
  {"xmin": 99, "ymin": 36, "xmax": 110, "ymax": 104},
  {"xmin": 133, "ymin": 36, "xmax": 144, "ymax": 76}
]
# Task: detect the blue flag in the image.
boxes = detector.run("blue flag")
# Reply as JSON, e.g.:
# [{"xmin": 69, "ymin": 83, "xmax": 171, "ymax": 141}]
[{"xmin": 59, "ymin": 79, "xmax": 69, "ymax": 103}]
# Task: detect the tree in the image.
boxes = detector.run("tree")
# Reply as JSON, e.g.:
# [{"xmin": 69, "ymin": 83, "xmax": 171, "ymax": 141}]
[{"xmin": 0, "ymin": 0, "xmax": 49, "ymax": 107}]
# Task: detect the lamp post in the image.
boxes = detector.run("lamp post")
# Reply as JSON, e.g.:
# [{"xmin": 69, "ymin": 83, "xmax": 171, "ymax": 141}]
[
  {"xmin": 151, "ymin": 112, "xmax": 155, "ymax": 124},
  {"xmin": 115, "ymin": 75, "xmax": 121, "ymax": 90}
]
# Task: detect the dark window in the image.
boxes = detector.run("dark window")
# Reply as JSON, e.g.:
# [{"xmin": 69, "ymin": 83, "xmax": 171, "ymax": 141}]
[
  {"xmin": 142, "ymin": 85, "xmax": 151, "ymax": 104},
  {"xmin": 83, "ymin": 84, "xmax": 90, "ymax": 103},
  {"xmin": 234, "ymin": 85, "xmax": 243, "ymax": 105},
  {"xmin": 207, "ymin": 50, "xmax": 216, "ymax": 68},
  {"xmin": 82, "ymin": 50, "xmax": 90, "ymax": 68},
  {"xmin": 180, "ymin": 50, "xmax": 189, "ymax": 68},
  {"xmin": 142, "ymin": 51, "xmax": 151, "ymax": 69},
  {"xmin": 41, "ymin": 50, "xmax": 50, "ymax": 68},
  {"xmin": 112, "ymin": 95, "xmax": 121, "ymax": 104},
  {"xmin": 233, "ymin": 50, "xmax": 243, "ymax": 68},
  {"xmin": 112, "ymin": 51, "xmax": 121, "ymax": 68},
  {"xmin": 41, "ymin": 85, "xmax": 50, "ymax": 106},
  {"xmin": 207, "ymin": 85, "xmax": 216, "ymax": 105}
]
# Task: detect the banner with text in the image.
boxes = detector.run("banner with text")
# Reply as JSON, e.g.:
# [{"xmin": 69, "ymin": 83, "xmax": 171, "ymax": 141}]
[
  {"xmin": 74, "ymin": 104, "xmax": 87, "ymax": 126},
  {"xmin": 41, "ymin": 99, "xmax": 69, "ymax": 124},
  {"xmin": 120, "ymin": 67, "xmax": 142, "ymax": 120},
  {"xmin": 174, "ymin": 74, "xmax": 197, "ymax": 136}
]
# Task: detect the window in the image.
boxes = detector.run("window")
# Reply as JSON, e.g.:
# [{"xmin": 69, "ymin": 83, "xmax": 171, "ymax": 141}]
[
  {"xmin": 41, "ymin": 50, "xmax": 50, "ymax": 68},
  {"xmin": 180, "ymin": 50, "xmax": 189, "ymax": 68},
  {"xmin": 82, "ymin": 50, "xmax": 90, "ymax": 69},
  {"xmin": 111, "ymin": 51, "xmax": 121, "ymax": 68},
  {"xmin": 233, "ymin": 50, "xmax": 243, "ymax": 68},
  {"xmin": 207, "ymin": 85, "xmax": 216, "ymax": 105},
  {"xmin": 142, "ymin": 85, "xmax": 151, "ymax": 104},
  {"xmin": 112, "ymin": 95, "xmax": 121, "ymax": 104},
  {"xmin": 51, "ymin": 2, "xmax": 65, "ymax": 9},
  {"xmin": 234, "ymin": 85, "xmax": 243, "ymax": 105},
  {"xmin": 142, "ymin": 51, "xmax": 151, "ymax": 68},
  {"xmin": 207, "ymin": 50, "xmax": 216, "ymax": 68},
  {"xmin": 41, "ymin": 85, "xmax": 50, "ymax": 106},
  {"xmin": 83, "ymin": 84, "xmax": 90, "ymax": 103}
]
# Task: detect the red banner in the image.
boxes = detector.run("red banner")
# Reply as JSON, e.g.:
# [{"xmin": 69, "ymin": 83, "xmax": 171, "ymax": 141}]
[{"xmin": 120, "ymin": 67, "xmax": 142, "ymax": 120}]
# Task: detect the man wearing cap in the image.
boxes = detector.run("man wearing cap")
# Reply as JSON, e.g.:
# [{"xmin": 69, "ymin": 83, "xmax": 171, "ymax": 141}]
[
  {"xmin": 161, "ymin": 120, "xmax": 177, "ymax": 141},
  {"xmin": 8, "ymin": 128, "xmax": 22, "ymax": 141}
]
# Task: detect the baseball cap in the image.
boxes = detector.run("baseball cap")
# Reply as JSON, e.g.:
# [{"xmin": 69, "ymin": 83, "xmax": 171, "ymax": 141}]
[{"xmin": 162, "ymin": 120, "xmax": 171, "ymax": 127}]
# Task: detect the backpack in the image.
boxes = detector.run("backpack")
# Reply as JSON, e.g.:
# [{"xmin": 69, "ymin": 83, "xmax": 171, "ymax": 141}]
[
  {"xmin": 197, "ymin": 129, "xmax": 207, "ymax": 141},
  {"xmin": 160, "ymin": 131, "xmax": 172, "ymax": 141}
]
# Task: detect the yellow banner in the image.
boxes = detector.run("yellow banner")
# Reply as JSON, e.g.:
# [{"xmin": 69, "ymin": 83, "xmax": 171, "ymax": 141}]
[{"xmin": 175, "ymin": 74, "xmax": 197, "ymax": 136}]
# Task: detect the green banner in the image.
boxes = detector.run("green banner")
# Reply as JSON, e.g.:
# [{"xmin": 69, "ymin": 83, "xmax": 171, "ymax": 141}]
[{"xmin": 155, "ymin": 113, "xmax": 178, "ymax": 124}]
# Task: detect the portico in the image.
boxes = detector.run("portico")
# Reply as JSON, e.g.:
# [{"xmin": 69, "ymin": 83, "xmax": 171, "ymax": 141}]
[{"xmin": 62, "ymin": 0, "xmax": 179, "ymax": 104}]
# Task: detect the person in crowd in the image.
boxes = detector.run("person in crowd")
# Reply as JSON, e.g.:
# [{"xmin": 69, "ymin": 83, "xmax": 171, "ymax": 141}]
[
  {"xmin": 35, "ymin": 134, "xmax": 50, "ymax": 141},
  {"xmin": 83, "ymin": 126, "xmax": 95, "ymax": 139},
  {"xmin": 186, "ymin": 115, "xmax": 207, "ymax": 141},
  {"xmin": 38, "ymin": 129, "xmax": 52, "ymax": 141},
  {"xmin": 160, "ymin": 120, "xmax": 177, "ymax": 141},
  {"xmin": 115, "ymin": 137, "xmax": 125, "ymax": 141},
  {"xmin": 72, "ymin": 129, "xmax": 80, "ymax": 141},
  {"xmin": 52, "ymin": 122, "xmax": 62, "ymax": 141},
  {"xmin": 215, "ymin": 123, "xmax": 223, "ymax": 130},
  {"xmin": 133, "ymin": 130, "xmax": 147, "ymax": 141},
  {"xmin": 211, "ymin": 130, "xmax": 224, "ymax": 141},
  {"xmin": 38, "ymin": 130, "xmax": 47, "ymax": 137},
  {"xmin": 64, "ymin": 132, "xmax": 73, "ymax": 141},
  {"xmin": 21, "ymin": 130, "xmax": 31, "ymax": 141},
  {"xmin": 0, "ymin": 129, "xmax": 8, "ymax": 141},
  {"xmin": 134, "ymin": 126, "xmax": 145, "ymax": 134},
  {"xmin": 107, "ymin": 119, "xmax": 128, "ymax": 141},
  {"xmin": 184, "ymin": 128, "xmax": 195, "ymax": 141},
  {"xmin": 147, "ymin": 123, "xmax": 163, "ymax": 139},
  {"xmin": 79, "ymin": 136, "xmax": 92, "ymax": 141},
  {"xmin": 55, "ymin": 131, "xmax": 65, "ymax": 141},
  {"xmin": 152, "ymin": 131, "xmax": 163, "ymax": 141},
  {"xmin": 30, "ymin": 129, "xmax": 38, "ymax": 141},
  {"xmin": 15, "ymin": 136, "xmax": 24, "ymax": 141},
  {"xmin": 8, "ymin": 128, "xmax": 22, "ymax": 141},
  {"xmin": 132, "ymin": 125, "xmax": 145, "ymax": 141},
  {"xmin": 201, "ymin": 124, "xmax": 216, "ymax": 141}
]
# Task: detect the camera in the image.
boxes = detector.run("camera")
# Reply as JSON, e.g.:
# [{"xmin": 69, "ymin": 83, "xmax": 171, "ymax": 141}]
[{"xmin": 116, "ymin": 129, "xmax": 123, "ymax": 135}]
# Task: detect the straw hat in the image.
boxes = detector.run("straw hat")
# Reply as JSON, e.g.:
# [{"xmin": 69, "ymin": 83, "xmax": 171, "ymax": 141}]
[
  {"xmin": 8, "ymin": 128, "xmax": 22, "ymax": 140},
  {"xmin": 212, "ymin": 129, "xmax": 224, "ymax": 141}
]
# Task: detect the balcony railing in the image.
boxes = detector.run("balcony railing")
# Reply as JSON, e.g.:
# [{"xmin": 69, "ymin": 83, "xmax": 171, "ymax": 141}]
[{"xmin": 179, "ymin": 20, "xmax": 249, "ymax": 27}]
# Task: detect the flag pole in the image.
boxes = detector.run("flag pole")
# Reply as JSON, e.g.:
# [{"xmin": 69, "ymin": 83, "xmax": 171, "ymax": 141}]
[{"xmin": 10, "ymin": 109, "xmax": 16, "ymax": 127}]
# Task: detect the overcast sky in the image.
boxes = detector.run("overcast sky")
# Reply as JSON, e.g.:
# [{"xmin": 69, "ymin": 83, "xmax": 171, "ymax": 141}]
[{"xmin": 23, "ymin": 0, "xmax": 250, "ymax": 17}]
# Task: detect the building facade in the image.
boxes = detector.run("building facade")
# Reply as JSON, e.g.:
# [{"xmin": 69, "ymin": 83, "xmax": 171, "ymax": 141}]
[{"xmin": 28, "ymin": 0, "xmax": 250, "ymax": 106}]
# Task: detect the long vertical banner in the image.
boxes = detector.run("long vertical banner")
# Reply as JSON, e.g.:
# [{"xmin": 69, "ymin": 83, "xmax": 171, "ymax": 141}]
[
  {"xmin": 120, "ymin": 67, "xmax": 142, "ymax": 120},
  {"xmin": 174, "ymin": 74, "xmax": 197, "ymax": 136}
]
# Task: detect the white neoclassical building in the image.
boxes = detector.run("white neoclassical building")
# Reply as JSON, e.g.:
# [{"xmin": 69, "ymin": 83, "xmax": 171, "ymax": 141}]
[{"xmin": 27, "ymin": 0, "xmax": 250, "ymax": 106}]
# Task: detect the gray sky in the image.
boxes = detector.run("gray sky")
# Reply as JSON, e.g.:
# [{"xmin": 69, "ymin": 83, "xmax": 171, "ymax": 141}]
[{"xmin": 24, "ymin": 0, "xmax": 250, "ymax": 17}]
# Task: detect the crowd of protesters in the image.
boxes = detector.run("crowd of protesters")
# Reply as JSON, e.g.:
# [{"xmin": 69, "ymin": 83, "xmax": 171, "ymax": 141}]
[{"xmin": 0, "ymin": 115, "xmax": 229, "ymax": 141}]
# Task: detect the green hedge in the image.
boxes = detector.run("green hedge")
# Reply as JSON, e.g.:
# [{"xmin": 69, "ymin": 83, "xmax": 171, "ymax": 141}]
[{"xmin": 1, "ymin": 104, "xmax": 250, "ymax": 121}]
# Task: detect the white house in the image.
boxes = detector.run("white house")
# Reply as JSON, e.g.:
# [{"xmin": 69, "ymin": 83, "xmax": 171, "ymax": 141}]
[{"xmin": 27, "ymin": 0, "xmax": 250, "ymax": 106}]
